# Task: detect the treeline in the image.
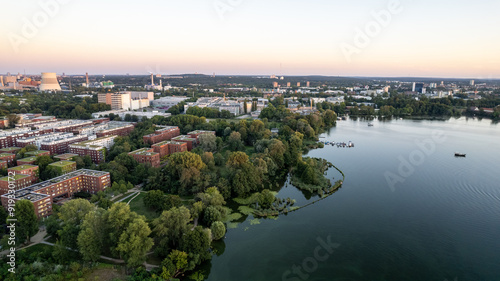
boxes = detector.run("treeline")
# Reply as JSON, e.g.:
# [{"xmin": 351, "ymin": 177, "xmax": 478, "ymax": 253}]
[
  {"xmin": 186, "ymin": 106, "xmax": 234, "ymax": 119},
  {"xmin": 0, "ymin": 93, "xmax": 110, "ymax": 121}
]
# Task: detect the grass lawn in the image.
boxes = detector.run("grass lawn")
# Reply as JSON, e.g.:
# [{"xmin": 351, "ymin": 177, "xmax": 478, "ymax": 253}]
[
  {"xmin": 20, "ymin": 243, "xmax": 53, "ymax": 255},
  {"xmin": 112, "ymin": 191, "xmax": 133, "ymax": 202},
  {"xmin": 83, "ymin": 263, "xmax": 127, "ymax": 281},
  {"xmin": 128, "ymin": 192, "xmax": 159, "ymax": 220}
]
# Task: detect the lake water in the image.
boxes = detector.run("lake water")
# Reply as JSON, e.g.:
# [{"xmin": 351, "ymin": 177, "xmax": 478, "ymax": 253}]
[{"xmin": 205, "ymin": 117, "xmax": 500, "ymax": 281}]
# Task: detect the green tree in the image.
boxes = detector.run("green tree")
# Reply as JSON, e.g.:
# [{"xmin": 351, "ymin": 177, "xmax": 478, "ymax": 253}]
[
  {"xmin": 14, "ymin": 200, "xmax": 39, "ymax": 244},
  {"xmin": 180, "ymin": 226, "xmax": 212, "ymax": 270},
  {"xmin": 77, "ymin": 208, "xmax": 107, "ymax": 262},
  {"xmin": 211, "ymin": 221, "xmax": 226, "ymax": 241},
  {"xmin": 153, "ymin": 206, "xmax": 191, "ymax": 254},
  {"xmin": 198, "ymin": 133, "xmax": 217, "ymax": 152},
  {"xmin": 160, "ymin": 250, "xmax": 189, "ymax": 279},
  {"xmin": 58, "ymin": 199, "xmax": 95, "ymax": 249},
  {"xmin": 203, "ymin": 206, "xmax": 221, "ymax": 226},
  {"xmin": 116, "ymin": 218, "xmax": 154, "ymax": 267}
]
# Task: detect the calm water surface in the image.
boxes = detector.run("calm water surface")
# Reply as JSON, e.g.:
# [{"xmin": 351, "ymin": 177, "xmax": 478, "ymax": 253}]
[{"xmin": 205, "ymin": 117, "xmax": 500, "ymax": 281}]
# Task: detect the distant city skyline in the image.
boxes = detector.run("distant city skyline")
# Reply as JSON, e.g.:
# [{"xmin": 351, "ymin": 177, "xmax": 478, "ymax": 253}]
[{"xmin": 1, "ymin": 0, "xmax": 499, "ymax": 78}]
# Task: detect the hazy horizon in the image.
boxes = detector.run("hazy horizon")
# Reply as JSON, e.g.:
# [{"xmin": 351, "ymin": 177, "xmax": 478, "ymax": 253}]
[{"xmin": 1, "ymin": 0, "xmax": 499, "ymax": 78}]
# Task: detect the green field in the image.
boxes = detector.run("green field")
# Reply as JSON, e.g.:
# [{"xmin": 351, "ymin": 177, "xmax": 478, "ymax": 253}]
[{"xmin": 128, "ymin": 192, "xmax": 159, "ymax": 220}]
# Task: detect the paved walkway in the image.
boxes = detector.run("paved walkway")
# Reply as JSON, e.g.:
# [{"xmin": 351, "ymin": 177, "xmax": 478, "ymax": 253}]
[{"xmin": 0, "ymin": 228, "xmax": 159, "ymax": 270}]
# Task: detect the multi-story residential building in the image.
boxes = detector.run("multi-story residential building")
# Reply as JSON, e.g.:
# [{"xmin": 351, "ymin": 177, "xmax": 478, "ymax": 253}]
[
  {"xmin": 95, "ymin": 121, "xmax": 135, "ymax": 138},
  {"xmin": 69, "ymin": 136, "xmax": 116, "ymax": 163},
  {"xmin": 143, "ymin": 126, "xmax": 180, "ymax": 145},
  {"xmin": 8, "ymin": 165, "xmax": 39, "ymax": 184},
  {"xmin": 152, "ymin": 141, "xmax": 188, "ymax": 158},
  {"xmin": 48, "ymin": 161, "xmax": 77, "ymax": 174},
  {"xmin": 0, "ymin": 128, "xmax": 32, "ymax": 148},
  {"xmin": 25, "ymin": 150, "xmax": 50, "ymax": 157},
  {"xmin": 187, "ymin": 130, "xmax": 216, "ymax": 144},
  {"xmin": 129, "ymin": 148, "xmax": 160, "ymax": 168},
  {"xmin": 171, "ymin": 135, "xmax": 197, "ymax": 151},
  {"xmin": 0, "ymin": 174, "xmax": 33, "ymax": 195},
  {"xmin": 40, "ymin": 134, "xmax": 89, "ymax": 155},
  {"xmin": 0, "ymin": 153, "xmax": 16, "ymax": 166},
  {"xmin": 0, "ymin": 161, "xmax": 7, "ymax": 170},
  {"xmin": 16, "ymin": 132, "xmax": 72, "ymax": 148},
  {"xmin": 1, "ymin": 169, "xmax": 111, "ymax": 217},
  {"xmin": 17, "ymin": 156, "xmax": 38, "ymax": 165}
]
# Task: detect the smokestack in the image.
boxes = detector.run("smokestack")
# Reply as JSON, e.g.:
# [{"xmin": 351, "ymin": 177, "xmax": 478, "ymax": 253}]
[
  {"xmin": 85, "ymin": 72, "xmax": 89, "ymax": 86},
  {"xmin": 151, "ymin": 73, "xmax": 154, "ymax": 86}
]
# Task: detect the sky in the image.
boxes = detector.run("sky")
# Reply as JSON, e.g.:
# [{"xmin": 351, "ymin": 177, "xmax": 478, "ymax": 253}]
[{"xmin": 1, "ymin": 0, "xmax": 499, "ymax": 78}]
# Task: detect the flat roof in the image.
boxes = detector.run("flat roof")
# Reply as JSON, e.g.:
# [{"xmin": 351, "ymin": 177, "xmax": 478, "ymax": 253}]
[
  {"xmin": 54, "ymin": 153, "xmax": 79, "ymax": 159},
  {"xmin": 130, "ymin": 148, "xmax": 159, "ymax": 156},
  {"xmin": 18, "ymin": 156, "xmax": 37, "ymax": 162},
  {"xmin": 0, "ymin": 174, "xmax": 30, "ymax": 181},
  {"xmin": 9, "ymin": 164, "xmax": 38, "ymax": 171},
  {"xmin": 0, "ymin": 153, "xmax": 15, "ymax": 157},
  {"xmin": 172, "ymin": 135, "xmax": 196, "ymax": 141},
  {"xmin": 153, "ymin": 140, "xmax": 187, "ymax": 146},
  {"xmin": 0, "ymin": 147, "xmax": 21, "ymax": 151},
  {"xmin": 49, "ymin": 161, "xmax": 76, "ymax": 167},
  {"xmin": 25, "ymin": 150, "xmax": 49, "ymax": 156}
]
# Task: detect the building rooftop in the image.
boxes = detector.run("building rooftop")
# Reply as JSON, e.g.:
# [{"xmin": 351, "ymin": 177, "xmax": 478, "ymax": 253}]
[
  {"xmin": 0, "ymin": 147, "xmax": 20, "ymax": 152},
  {"xmin": 130, "ymin": 148, "xmax": 159, "ymax": 156},
  {"xmin": 25, "ymin": 150, "xmax": 49, "ymax": 156},
  {"xmin": 18, "ymin": 156, "xmax": 38, "ymax": 162},
  {"xmin": 0, "ymin": 174, "xmax": 30, "ymax": 181},
  {"xmin": 54, "ymin": 153, "xmax": 79, "ymax": 159},
  {"xmin": 172, "ymin": 135, "xmax": 196, "ymax": 141},
  {"xmin": 9, "ymin": 164, "xmax": 38, "ymax": 171},
  {"xmin": 49, "ymin": 161, "xmax": 76, "ymax": 168},
  {"xmin": 187, "ymin": 130, "xmax": 215, "ymax": 135},
  {"xmin": 153, "ymin": 140, "xmax": 186, "ymax": 146},
  {"xmin": 0, "ymin": 153, "xmax": 15, "ymax": 158}
]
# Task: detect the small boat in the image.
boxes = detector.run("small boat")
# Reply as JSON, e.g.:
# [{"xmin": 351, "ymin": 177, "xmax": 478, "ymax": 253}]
[
  {"xmin": 368, "ymin": 123, "xmax": 374, "ymax": 127},
  {"xmin": 454, "ymin": 153, "xmax": 466, "ymax": 157}
]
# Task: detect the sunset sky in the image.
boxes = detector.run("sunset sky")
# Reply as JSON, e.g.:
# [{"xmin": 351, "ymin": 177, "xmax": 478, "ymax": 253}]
[{"xmin": 1, "ymin": 0, "xmax": 499, "ymax": 78}]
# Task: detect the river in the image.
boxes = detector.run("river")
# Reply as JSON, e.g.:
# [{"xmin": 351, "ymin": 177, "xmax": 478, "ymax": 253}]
[{"xmin": 204, "ymin": 117, "xmax": 500, "ymax": 281}]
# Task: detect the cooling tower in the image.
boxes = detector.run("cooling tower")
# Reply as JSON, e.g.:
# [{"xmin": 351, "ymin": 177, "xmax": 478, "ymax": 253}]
[{"xmin": 39, "ymin": 72, "xmax": 61, "ymax": 91}]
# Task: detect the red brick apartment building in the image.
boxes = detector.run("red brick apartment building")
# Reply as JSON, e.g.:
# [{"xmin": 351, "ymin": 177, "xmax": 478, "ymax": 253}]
[
  {"xmin": 8, "ymin": 164, "xmax": 39, "ymax": 184},
  {"xmin": 143, "ymin": 126, "xmax": 180, "ymax": 145},
  {"xmin": 0, "ymin": 128, "xmax": 54, "ymax": 148},
  {"xmin": 16, "ymin": 156, "xmax": 38, "ymax": 165},
  {"xmin": 129, "ymin": 148, "xmax": 160, "ymax": 168},
  {"xmin": 1, "ymin": 169, "xmax": 111, "ymax": 217},
  {"xmin": 171, "ymin": 135, "xmax": 197, "ymax": 151},
  {"xmin": 0, "ymin": 174, "xmax": 32, "ymax": 195},
  {"xmin": 152, "ymin": 141, "xmax": 188, "ymax": 158},
  {"xmin": 54, "ymin": 121, "xmax": 94, "ymax": 133},
  {"xmin": 96, "ymin": 123, "xmax": 135, "ymax": 138},
  {"xmin": 187, "ymin": 130, "xmax": 216, "ymax": 143},
  {"xmin": 0, "ymin": 161, "xmax": 7, "ymax": 170},
  {"xmin": 40, "ymin": 135, "xmax": 89, "ymax": 155},
  {"xmin": 0, "ymin": 153, "xmax": 16, "ymax": 166}
]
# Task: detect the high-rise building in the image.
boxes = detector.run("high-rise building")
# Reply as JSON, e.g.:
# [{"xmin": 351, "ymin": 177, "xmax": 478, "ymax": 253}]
[
  {"xmin": 39, "ymin": 72, "xmax": 61, "ymax": 92},
  {"xmin": 412, "ymin": 82, "xmax": 424, "ymax": 93},
  {"xmin": 470, "ymin": 80, "xmax": 475, "ymax": 86}
]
